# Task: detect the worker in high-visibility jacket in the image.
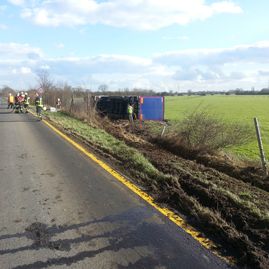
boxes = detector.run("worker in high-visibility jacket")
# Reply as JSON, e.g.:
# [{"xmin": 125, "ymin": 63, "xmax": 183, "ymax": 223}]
[
  {"xmin": 35, "ymin": 92, "xmax": 43, "ymax": 119},
  {"xmin": 127, "ymin": 103, "xmax": 134, "ymax": 127},
  {"xmin": 7, "ymin": 93, "xmax": 14, "ymax": 109},
  {"xmin": 24, "ymin": 92, "xmax": 30, "ymax": 113}
]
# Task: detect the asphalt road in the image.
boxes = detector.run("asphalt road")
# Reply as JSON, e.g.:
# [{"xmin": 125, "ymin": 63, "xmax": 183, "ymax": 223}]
[{"xmin": 0, "ymin": 102, "xmax": 232, "ymax": 269}]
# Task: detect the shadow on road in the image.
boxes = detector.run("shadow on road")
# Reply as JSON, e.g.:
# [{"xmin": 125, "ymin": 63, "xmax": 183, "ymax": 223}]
[{"xmin": 0, "ymin": 207, "xmax": 181, "ymax": 269}]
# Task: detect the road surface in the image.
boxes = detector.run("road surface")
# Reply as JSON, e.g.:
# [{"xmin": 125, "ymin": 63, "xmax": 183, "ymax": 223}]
[{"xmin": 0, "ymin": 103, "xmax": 231, "ymax": 269}]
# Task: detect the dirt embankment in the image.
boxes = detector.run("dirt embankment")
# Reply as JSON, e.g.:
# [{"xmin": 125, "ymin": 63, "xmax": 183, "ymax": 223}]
[
  {"xmin": 152, "ymin": 136, "xmax": 269, "ymax": 192},
  {"xmin": 99, "ymin": 120, "xmax": 269, "ymax": 269}
]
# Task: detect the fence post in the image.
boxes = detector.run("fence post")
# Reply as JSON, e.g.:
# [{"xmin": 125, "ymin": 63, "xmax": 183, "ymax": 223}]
[
  {"xmin": 69, "ymin": 94, "xmax": 74, "ymax": 114},
  {"xmin": 87, "ymin": 92, "xmax": 90, "ymax": 116},
  {"xmin": 254, "ymin": 117, "xmax": 268, "ymax": 176},
  {"xmin": 161, "ymin": 123, "xmax": 167, "ymax": 137}
]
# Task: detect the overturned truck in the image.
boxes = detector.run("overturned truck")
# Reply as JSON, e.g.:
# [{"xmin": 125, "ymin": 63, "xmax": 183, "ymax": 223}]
[{"xmin": 95, "ymin": 96, "xmax": 164, "ymax": 121}]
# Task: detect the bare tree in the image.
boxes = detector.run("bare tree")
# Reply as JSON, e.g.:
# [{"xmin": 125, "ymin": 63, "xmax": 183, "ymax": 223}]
[
  {"xmin": 35, "ymin": 70, "xmax": 55, "ymax": 105},
  {"xmin": 36, "ymin": 70, "xmax": 53, "ymax": 92},
  {"xmin": 98, "ymin": 84, "xmax": 108, "ymax": 92}
]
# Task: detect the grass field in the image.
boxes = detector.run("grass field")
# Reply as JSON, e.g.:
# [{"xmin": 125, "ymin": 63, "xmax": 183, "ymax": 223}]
[{"xmin": 165, "ymin": 95, "xmax": 269, "ymax": 160}]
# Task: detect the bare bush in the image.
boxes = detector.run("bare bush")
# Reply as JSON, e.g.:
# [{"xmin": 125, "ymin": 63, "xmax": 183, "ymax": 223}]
[
  {"xmin": 33, "ymin": 73, "xmax": 100, "ymax": 125},
  {"xmin": 62, "ymin": 90, "xmax": 103, "ymax": 127},
  {"xmin": 170, "ymin": 110, "xmax": 253, "ymax": 153}
]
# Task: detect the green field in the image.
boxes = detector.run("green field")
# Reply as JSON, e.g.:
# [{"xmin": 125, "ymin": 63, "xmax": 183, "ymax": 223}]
[{"xmin": 165, "ymin": 95, "xmax": 269, "ymax": 160}]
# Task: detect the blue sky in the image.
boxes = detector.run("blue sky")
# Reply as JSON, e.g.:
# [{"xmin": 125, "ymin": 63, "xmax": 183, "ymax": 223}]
[{"xmin": 1, "ymin": 0, "xmax": 269, "ymax": 91}]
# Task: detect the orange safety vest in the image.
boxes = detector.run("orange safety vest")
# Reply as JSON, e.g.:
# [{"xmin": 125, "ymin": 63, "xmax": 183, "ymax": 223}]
[{"xmin": 8, "ymin": 95, "xmax": 14, "ymax": 103}]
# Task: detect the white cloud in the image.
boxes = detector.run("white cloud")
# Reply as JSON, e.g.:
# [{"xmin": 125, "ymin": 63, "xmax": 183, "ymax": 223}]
[
  {"xmin": 39, "ymin": 64, "xmax": 50, "ymax": 70},
  {"xmin": 44, "ymin": 54, "xmax": 153, "ymax": 76},
  {"xmin": 162, "ymin": 35, "xmax": 189, "ymax": 41},
  {"xmin": 1, "ymin": 41, "xmax": 269, "ymax": 91},
  {"xmin": 11, "ymin": 66, "xmax": 32, "ymax": 74},
  {"xmin": 154, "ymin": 41, "xmax": 269, "ymax": 66},
  {"xmin": 8, "ymin": 0, "xmax": 25, "ymax": 6},
  {"xmin": 259, "ymin": 70, "xmax": 269, "ymax": 76},
  {"xmin": 153, "ymin": 42, "xmax": 269, "ymax": 88},
  {"xmin": 0, "ymin": 43, "xmax": 43, "ymax": 61},
  {"xmin": 20, "ymin": 66, "xmax": 32, "ymax": 74},
  {"xmin": 17, "ymin": 0, "xmax": 242, "ymax": 30},
  {"xmin": 55, "ymin": 43, "xmax": 65, "ymax": 49},
  {"xmin": 0, "ymin": 24, "xmax": 8, "ymax": 30}
]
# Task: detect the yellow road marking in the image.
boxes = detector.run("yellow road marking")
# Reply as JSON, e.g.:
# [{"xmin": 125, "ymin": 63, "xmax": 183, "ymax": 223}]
[{"xmin": 30, "ymin": 111, "xmax": 229, "ymax": 262}]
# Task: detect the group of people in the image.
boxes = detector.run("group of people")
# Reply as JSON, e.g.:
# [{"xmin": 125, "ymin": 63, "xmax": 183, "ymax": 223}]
[
  {"xmin": 8, "ymin": 92, "xmax": 30, "ymax": 113},
  {"xmin": 7, "ymin": 92, "xmax": 43, "ymax": 118}
]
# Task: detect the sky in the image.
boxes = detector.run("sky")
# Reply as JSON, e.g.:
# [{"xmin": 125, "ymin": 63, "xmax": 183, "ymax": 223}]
[{"xmin": 0, "ymin": 0, "xmax": 269, "ymax": 92}]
